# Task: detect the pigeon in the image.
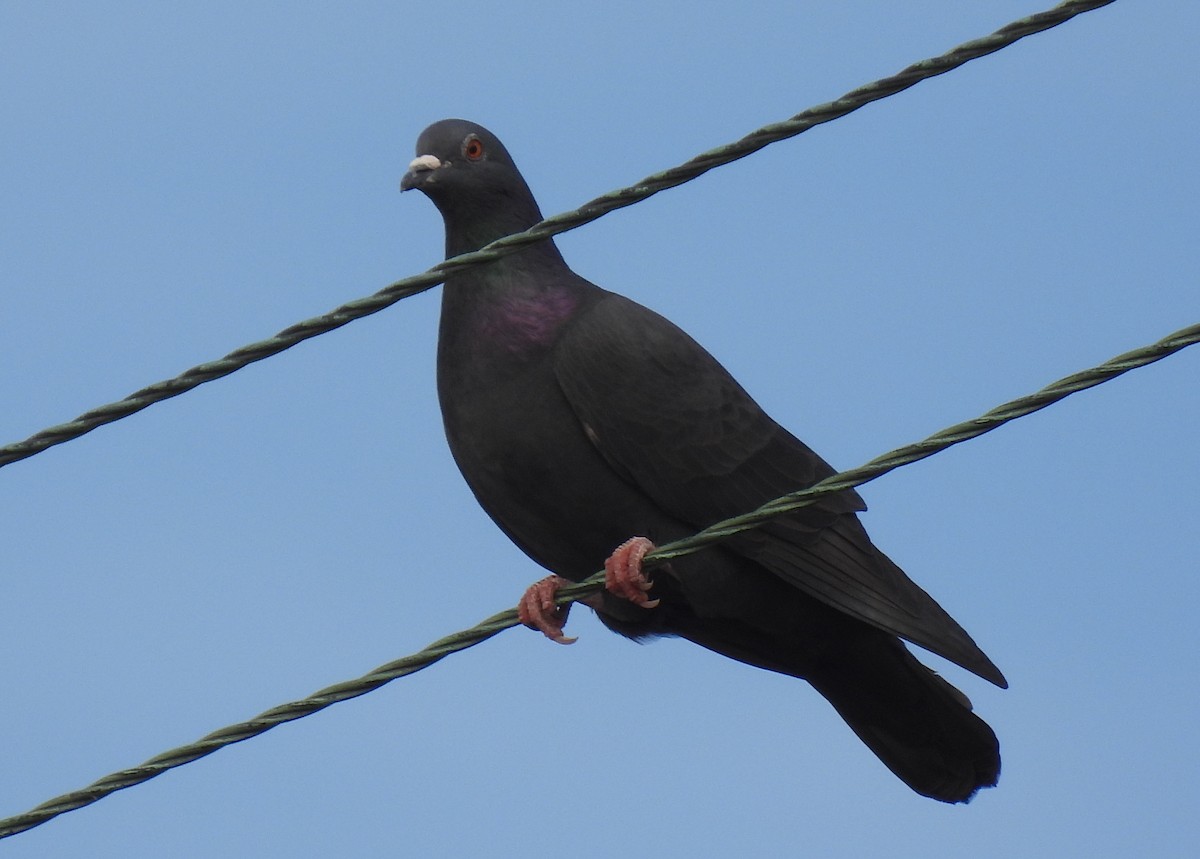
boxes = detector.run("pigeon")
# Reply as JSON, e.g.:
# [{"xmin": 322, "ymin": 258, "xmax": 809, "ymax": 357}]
[{"xmin": 401, "ymin": 118, "xmax": 1006, "ymax": 803}]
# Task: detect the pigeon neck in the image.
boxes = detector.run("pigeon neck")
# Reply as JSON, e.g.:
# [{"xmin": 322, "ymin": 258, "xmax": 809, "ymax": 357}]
[
  {"xmin": 445, "ymin": 227, "xmax": 568, "ymax": 267},
  {"xmin": 439, "ymin": 243, "xmax": 591, "ymax": 367},
  {"xmin": 439, "ymin": 193, "xmax": 558, "ymax": 261}
]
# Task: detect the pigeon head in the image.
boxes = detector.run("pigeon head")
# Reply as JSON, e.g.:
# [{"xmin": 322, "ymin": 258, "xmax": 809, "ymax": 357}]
[{"xmin": 401, "ymin": 119, "xmax": 546, "ymax": 256}]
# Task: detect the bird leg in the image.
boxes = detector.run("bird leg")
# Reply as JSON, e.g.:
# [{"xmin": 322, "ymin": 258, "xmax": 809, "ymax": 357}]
[
  {"xmin": 604, "ymin": 536, "xmax": 661, "ymax": 609},
  {"xmin": 518, "ymin": 538, "xmax": 662, "ymax": 646},
  {"xmin": 518, "ymin": 575, "xmax": 578, "ymax": 645}
]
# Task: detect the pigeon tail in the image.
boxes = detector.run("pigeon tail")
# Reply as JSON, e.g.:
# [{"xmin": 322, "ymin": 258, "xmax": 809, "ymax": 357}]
[
  {"xmin": 803, "ymin": 632, "xmax": 1000, "ymax": 803},
  {"xmin": 606, "ymin": 564, "xmax": 1000, "ymax": 803}
]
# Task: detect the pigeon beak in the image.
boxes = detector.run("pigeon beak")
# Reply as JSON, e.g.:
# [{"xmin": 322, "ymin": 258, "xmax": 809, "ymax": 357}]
[{"xmin": 401, "ymin": 154, "xmax": 445, "ymax": 191}]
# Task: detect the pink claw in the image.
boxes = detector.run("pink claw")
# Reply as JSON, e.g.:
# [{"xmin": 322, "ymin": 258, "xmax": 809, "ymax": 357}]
[
  {"xmin": 604, "ymin": 537, "xmax": 660, "ymax": 609},
  {"xmin": 517, "ymin": 575, "xmax": 577, "ymax": 645}
]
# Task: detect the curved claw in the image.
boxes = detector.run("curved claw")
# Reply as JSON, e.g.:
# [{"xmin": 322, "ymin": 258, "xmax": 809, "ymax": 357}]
[
  {"xmin": 604, "ymin": 537, "xmax": 660, "ymax": 609},
  {"xmin": 517, "ymin": 575, "xmax": 578, "ymax": 644}
]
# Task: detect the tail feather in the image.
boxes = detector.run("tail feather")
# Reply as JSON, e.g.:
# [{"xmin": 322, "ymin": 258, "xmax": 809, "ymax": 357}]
[
  {"xmin": 805, "ymin": 634, "xmax": 1000, "ymax": 803},
  {"xmin": 601, "ymin": 557, "xmax": 1001, "ymax": 803},
  {"xmin": 657, "ymin": 603, "xmax": 1000, "ymax": 802}
]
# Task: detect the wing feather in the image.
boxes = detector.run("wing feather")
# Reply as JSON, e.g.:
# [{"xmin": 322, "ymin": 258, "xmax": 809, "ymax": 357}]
[{"xmin": 553, "ymin": 290, "xmax": 1004, "ymax": 686}]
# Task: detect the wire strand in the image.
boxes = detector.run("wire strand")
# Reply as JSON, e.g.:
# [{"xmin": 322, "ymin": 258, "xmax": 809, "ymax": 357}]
[
  {"xmin": 0, "ymin": 0, "xmax": 1117, "ymax": 471},
  {"xmin": 1, "ymin": 317, "xmax": 1193, "ymax": 840}
]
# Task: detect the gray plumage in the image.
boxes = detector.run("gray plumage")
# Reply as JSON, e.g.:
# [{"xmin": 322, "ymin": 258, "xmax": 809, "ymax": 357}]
[{"xmin": 403, "ymin": 119, "xmax": 1005, "ymax": 803}]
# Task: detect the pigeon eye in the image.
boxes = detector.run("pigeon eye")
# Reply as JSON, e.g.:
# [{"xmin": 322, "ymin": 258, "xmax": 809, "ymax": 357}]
[{"xmin": 463, "ymin": 136, "xmax": 485, "ymax": 161}]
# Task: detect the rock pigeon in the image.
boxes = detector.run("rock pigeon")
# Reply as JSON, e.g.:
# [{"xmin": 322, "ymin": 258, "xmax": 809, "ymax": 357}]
[{"xmin": 402, "ymin": 118, "xmax": 1006, "ymax": 803}]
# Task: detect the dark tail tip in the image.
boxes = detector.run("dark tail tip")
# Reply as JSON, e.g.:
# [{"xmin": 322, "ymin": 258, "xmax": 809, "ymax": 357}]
[{"xmin": 810, "ymin": 641, "xmax": 1001, "ymax": 803}]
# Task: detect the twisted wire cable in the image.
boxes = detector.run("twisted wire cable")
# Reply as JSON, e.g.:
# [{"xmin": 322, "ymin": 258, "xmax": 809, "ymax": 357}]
[
  {"xmin": 1, "ymin": 317, "xmax": 1193, "ymax": 840},
  {"xmin": 0, "ymin": 0, "xmax": 1117, "ymax": 471}
]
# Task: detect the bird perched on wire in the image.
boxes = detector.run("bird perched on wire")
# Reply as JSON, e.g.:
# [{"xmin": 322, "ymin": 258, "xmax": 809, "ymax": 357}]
[{"xmin": 401, "ymin": 118, "xmax": 1006, "ymax": 803}]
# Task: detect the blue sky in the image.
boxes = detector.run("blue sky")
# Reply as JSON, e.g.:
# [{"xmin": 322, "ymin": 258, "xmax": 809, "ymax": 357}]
[{"xmin": 2, "ymin": 2, "xmax": 1197, "ymax": 856}]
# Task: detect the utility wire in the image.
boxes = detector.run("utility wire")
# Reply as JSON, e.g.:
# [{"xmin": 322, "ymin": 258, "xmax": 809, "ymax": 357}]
[
  {"xmin": 1, "ymin": 318, "xmax": 1194, "ymax": 840},
  {"xmin": 0, "ymin": 0, "xmax": 1116, "ymax": 471}
]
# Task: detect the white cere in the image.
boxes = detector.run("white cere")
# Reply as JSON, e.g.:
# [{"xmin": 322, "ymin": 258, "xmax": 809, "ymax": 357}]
[{"xmin": 408, "ymin": 154, "xmax": 443, "ymax": 172}]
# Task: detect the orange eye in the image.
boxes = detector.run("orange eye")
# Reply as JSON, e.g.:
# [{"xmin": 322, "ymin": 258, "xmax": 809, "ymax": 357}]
[{"xmin": 463, "ymin": 136, "xmax": 485, "ymax": 161}]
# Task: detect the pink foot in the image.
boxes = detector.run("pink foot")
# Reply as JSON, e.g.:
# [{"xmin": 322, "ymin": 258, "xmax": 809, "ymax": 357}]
[
  {"xmin": 517, "ymin": 575, "xmax": 577, "ymax": 645},
  {"xmin": 605, "ymin": 537, "xmax": 661, "ymax": 609}
]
